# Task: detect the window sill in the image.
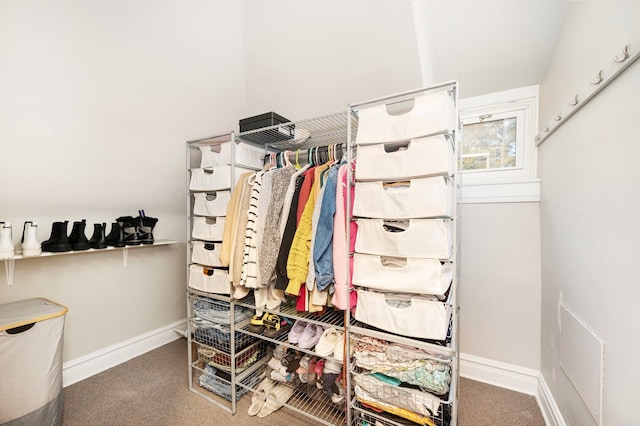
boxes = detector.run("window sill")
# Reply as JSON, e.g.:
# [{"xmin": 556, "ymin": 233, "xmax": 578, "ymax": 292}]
[{"xmin": 460, "ymin": 178, "xmax": 540, "ymax": 204}]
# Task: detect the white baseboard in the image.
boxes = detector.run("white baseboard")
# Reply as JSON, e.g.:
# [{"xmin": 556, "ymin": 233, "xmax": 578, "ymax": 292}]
[
  {"xmin": 460, "ymin": 353, "xmax": 566, "ymax": 426},
  {"xmin": 460, "ymin": 352, "xmax": 539, "ymax": 395},
  {"xmin": 537, "ymin": 373, "xmax": 567, "ymax": 426},
  {"xmin": 62, "ymin": 319, "xmax": 187, "ymax": 387}
]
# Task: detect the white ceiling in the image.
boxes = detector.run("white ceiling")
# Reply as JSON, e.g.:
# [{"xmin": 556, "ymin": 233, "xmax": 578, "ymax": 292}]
[{"xmin": 414, "ymin": 0, "xmax": 569, "ymax": 98}]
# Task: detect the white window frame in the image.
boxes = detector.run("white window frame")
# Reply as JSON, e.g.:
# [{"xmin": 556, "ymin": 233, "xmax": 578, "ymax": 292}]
[{"xmin": 459, "ymin": 85, "xmax": 540, "ymax": 203}]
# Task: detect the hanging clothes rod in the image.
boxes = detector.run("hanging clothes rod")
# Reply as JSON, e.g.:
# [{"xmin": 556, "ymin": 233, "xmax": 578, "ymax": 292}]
[{"xmin": 263, "ymin": 144, "xmax": 344, "ymax": 167}]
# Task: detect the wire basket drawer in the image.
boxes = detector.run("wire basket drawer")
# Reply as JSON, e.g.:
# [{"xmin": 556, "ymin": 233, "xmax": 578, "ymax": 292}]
[
  {"xmin": 196, "ymin": 340, "xmax": 268, "ymax": 374},
  {"xmin": 194, "ymin": 360, "xmax": 266, "ymax": 402}
]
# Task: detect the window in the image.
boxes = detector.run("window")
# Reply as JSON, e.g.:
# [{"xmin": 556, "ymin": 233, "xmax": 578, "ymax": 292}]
[
  {"xmin": 462, "ymin": 113, "xmax": 520, "ymax": 171},
  {"xmin": 458, "ymin": 86, "xmax": 540, "ymax": 203}
]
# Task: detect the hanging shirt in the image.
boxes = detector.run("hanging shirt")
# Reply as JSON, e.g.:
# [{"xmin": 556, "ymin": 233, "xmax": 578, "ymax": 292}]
[
  {"xmin": 313, "ymin": 163, "xmax": 340, "ymax": 290},
  {"xmin": 331, "ymin": 161, "xmax": 358, "ymax": 310},
  {"xmin": 241, "ymin": 169, "xmax": 266, "ymax": 288},
  {"xmin": 259, "ymin": 166, "xmax": 296, "ymax": 286},
  {"xmin": 275, "ymin": 174, "xmax": 305, "ymax": 290}
]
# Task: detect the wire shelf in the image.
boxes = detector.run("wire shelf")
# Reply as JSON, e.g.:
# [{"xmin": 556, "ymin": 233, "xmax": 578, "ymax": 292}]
[
  {"xmin": 236, "ymin": 378, "xmax": 347, "ymax": 426},
  {"xmin": 238, "ymin": 111, "xmax": 358, "ymax": 150}
]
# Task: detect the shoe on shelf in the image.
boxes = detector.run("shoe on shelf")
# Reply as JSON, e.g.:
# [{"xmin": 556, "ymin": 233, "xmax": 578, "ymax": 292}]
[
  {"xmin": 296, "ymin": 355, "xmax": 311, "ymax": 383},
  {"xmin": 269, "ymin": 369, "xmax": 293, "ymax": 383},
  {"xmin": 105, "ymin": 222, "xmax": 125, "ymax": 248},
  {"xmin": 264, "ymin": 315, "xmax": 292, "ymax": 338},
  {"xmin": 267, "ymin": 356, "xmax": 281, "ymax": 371},
  {"xmin": 0, "ymin": 222, "xmax": 14, "ymax": 259},
  {"xmin": 249, "ymin": 312, "xmax": 269, "ymax": 332},
  {"xmin": 280, "ymin": 351, "xmax": 295, "ymax": 368},
  {"xmin": 256, "ymin": 383, "xmax": 296, "ymax": 418},
  {"xmin": 247, "ymin": 378, "xmax": 277, "ymax": 416},
  {"xmin": 315, "ymin": 327, "xmax": 340, "ymax": 357},
  {"xmin": 287, "ymin": 320, "xmax": 308, "ymax": 344},
  {"xmin": 89, "ymin": 223, "xmax": 108, "ymax": 249},
  {"xmin": 138, "ymin": 212, "xmax": 158, "ymax": 245},
  {"xmin": 21, "ymin": 221, "xmax": 42, "ymax": 257},
  {"xmin": 117, "ymin": 216, "xmax": 141, "ymax": 246},
  {"xmin": 68, "ymin": 219, "xmax": 90, "ymax": 251},
  {"xmin": 42, "ymin": 221, "xmax": 72, "ymax": 253},
  {"xmin": 298, "ymin": 323, "xmax": 324, "ymax": 349}
]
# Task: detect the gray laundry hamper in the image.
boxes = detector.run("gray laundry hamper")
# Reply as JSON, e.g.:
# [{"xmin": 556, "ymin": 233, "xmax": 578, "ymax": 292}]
[{"xmin": 0, "ymin": 298, "xmax": 68, "ymax": 426}]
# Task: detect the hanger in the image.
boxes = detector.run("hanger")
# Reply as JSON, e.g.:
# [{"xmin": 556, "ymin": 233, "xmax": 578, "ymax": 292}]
[{"xmin": 295, "ymin": 150, "xmax": 301, "ymax": 170}]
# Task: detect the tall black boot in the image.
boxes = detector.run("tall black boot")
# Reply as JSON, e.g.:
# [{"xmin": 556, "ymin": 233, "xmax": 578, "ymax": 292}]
[
  {"xmin": 89, "ymin": 223, "xmax": 107, "ymax": 249},
  {"xmin": 105, "ymin": 222, "xmax": 125, "ymax": 248},
  {"xmin": 117, "ymin": 216, "xmax": 141, "ymax": 246},
  {"xmin": 42, "ymin": 221, "xmax": 72, "ymax": 253},
  {"xmin": 68, "ymin": 220, "xmax": 90, "ymax": 251},
  {"xmin": 139, "ymin": 216, "xmax": 158, "ymax": 245}
]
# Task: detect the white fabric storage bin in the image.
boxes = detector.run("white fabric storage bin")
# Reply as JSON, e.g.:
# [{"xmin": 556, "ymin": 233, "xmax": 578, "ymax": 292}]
[
  {"xmin": 353, "ymin": 177, "xmax": 453, "ymax": 219},
  {"xmin": 192, "ymin": 216, "xmax": 226, "ymax": 241},
  {"xmin": 191, "ymin": 241, "xmax": 223, "ymax": 267},
  {"xmin": 355, "ymin": 91, "xmax": 455, "ymax": 145},
  {"xmin": 189, "ymin": 166, "xmax": 253, "ymax": 191},
  {"xmin": 352, "ymin": 253, "xmax": 452, "ymax": 296},
  {"xmin": 355, "ymin": 135, "xmax": 454, "ymax": 181},
  {"xmin": 355, "ymin": 290, "xmax": 451, "ymax": 340},
  {"xmin": 355, "ymin": 219, "xmax": 453, "ymax": 259},
  {"xmin": 0, "ymin": 298, "xmax": 67, "ymax": 425},
  {"xmin": 193, "ymin": 191, "xmax": 231, "ymax": 217},
  {"xmin": 199, "ymin": 142, "xmax": 265, "ymax": 169},
  {"xmin": 188, "ymin": 264, "xmax": 231, "ymax": 295}
]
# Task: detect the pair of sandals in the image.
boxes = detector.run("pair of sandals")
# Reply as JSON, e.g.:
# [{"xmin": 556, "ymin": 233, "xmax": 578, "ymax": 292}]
[
  {"xmin": 247, "ymin": 377, "xmax": 295, "ymax": 418},
  {"xmin": 249, "ymin": 313, "xmax": 291, "ymax": 337}
]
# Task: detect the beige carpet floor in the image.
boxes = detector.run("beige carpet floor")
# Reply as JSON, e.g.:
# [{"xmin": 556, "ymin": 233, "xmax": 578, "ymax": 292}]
[{"xmin": 62, "ymin": 338, "xmax": 546, "ymax": 426}]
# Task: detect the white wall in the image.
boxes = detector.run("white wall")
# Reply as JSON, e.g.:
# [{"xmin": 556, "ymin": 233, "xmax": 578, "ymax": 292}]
[
  {"xmin": 538, "ymin": 3, "xmax": 640, "ymax": 424},
  {"xmin": 0, "ymin": 0, "xmax": 246, "ymax": 363},
  {"xmin": 459, "ymin": 203, "xmax": 541, "ymax": 370},
  {"xmin": 242, "ymin": 0, "xmax": 423, "ymax": 121}
]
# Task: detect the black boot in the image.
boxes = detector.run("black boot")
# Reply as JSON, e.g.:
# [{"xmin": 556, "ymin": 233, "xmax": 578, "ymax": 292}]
[
  {"xmin": 117, "ymin": 216, "xmax": 141, "ymax": 246},
  {"xmin": 105, "ymin": 222, "xmax": 125, "ymax": 247},
  {"xmin": 89, "ymin": 223, "xmax": 107, "ymax": 249},
  {"xmin": 42, "ymin": 221, "xmax": 72, "ymax": 253},
  {"xmin": 139, "ymin": 216, "xmax": 158, "ymax": 245},
  {"xmin": 68, "ymin": 220, "xmax": 90, "ymax": 251}
]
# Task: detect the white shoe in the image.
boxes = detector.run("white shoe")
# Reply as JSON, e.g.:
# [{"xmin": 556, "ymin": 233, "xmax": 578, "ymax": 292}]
[
  {"xmin": 0, "ymin": 222, "xmax": 14, "ymax": 259},
  {"xmin": 22, "ymin": 221, "xmax": 42, "ymax": 257}
]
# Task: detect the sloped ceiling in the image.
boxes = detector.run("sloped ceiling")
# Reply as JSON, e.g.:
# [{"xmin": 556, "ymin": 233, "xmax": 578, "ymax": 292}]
[{"xmin": 414, "ymin": 0, "xmax": 568, "ymax": 98}]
